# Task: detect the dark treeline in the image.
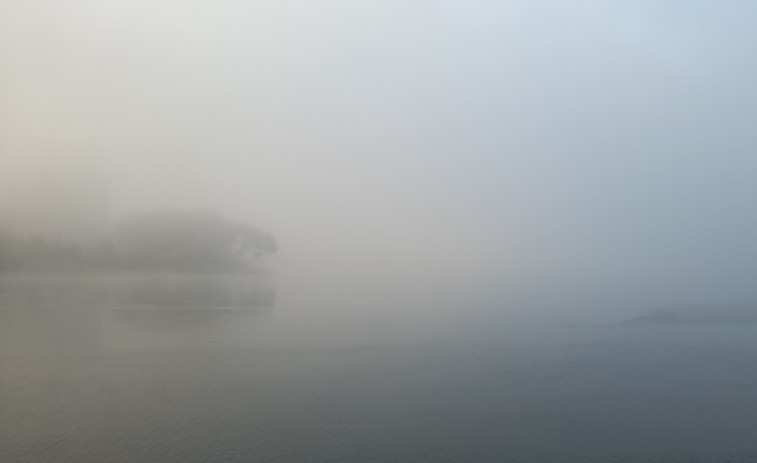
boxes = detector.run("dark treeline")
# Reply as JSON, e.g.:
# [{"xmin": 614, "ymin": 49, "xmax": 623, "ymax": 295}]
[{"xmin": 0, "ymin": 209, "xmax": 277, "ymax": 273}]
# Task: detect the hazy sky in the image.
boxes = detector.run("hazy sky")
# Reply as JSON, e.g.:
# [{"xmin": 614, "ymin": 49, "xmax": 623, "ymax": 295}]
[{"xmin": 2, "ymin": 1, "xmax": 757, "ymax": 280}]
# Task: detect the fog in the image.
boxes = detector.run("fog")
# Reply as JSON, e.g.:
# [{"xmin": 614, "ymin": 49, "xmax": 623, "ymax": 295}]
[
  {"xmin": 9, "ymin": 4, "xmax": 757, "ymax": 462},
  {"xmin": 2, "ymin": 0, "xmax": 757, "ymax": 284}
]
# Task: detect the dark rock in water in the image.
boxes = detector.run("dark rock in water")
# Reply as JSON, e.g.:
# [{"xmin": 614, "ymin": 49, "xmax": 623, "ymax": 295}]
[{"xmin": 623, "ymin": 303, "xmax": 757, "ymax": 326}]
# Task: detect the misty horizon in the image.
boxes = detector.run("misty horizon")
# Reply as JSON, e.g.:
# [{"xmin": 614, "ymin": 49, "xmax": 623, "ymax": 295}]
[
  {"xmin": 4, "ymin": 3, "xmax": 757, "ymax": 462},
  {"xmin": 4, "ymin": 1, "xmax": 757, "ymax": 282}
]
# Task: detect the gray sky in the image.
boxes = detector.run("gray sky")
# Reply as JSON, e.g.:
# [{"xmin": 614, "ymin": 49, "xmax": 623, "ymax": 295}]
[{"xmin": 2, "ymin": 1, "xmax": 757, "ymax": 280}]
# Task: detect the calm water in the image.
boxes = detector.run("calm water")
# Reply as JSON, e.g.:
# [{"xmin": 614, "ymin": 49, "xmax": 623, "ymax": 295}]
[{"xmin": 2, "ymin": 274, "xmax": 757, "ymax": 462}]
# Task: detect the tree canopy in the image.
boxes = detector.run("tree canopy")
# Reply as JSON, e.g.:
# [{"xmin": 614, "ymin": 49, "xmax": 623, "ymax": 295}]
[{"xmin": 0, "ymin": 209, "xmax": 276, "ymax": 273}]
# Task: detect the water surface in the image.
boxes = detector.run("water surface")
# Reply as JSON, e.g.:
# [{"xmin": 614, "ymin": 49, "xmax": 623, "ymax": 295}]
[{"xmin": 2, "ymin": 274, "xmax": 757, "ymax": 462}]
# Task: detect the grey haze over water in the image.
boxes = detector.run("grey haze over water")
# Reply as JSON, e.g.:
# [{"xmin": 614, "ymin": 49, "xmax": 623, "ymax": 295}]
[
  {"xmin": 4, "ymin": 1, "xmax": 757, "ymax": 462},
  {"xmin": 3, "ymin": 1, "xmax": 757, "ymax": 281}
]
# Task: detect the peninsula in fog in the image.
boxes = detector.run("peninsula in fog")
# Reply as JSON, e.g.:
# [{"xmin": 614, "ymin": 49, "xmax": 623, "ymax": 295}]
[{"xmin": 0, "ymin": 207, "xmax": 276, "ymax": 273}]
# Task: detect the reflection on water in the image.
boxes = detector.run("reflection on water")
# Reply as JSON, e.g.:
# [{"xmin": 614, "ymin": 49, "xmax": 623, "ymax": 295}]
[
  {"xmin": 0, "ymin": 274, "xmax": 275, "ymax": 355},
  {"xmin": 0, "ymin": 273, "xmax": 275, "ymax": 310},
  {"xmin": 4, "ymin": 275, "xmax": 757, "ymax": 462}
]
